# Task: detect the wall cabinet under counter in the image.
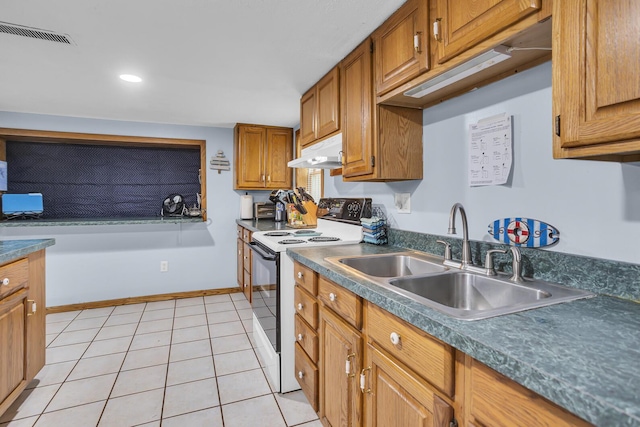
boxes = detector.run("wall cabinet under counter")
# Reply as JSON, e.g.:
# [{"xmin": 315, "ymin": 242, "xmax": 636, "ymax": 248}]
[
  {"xmin": 234, "ymin": 124, "xmax": 293, "ymax": 190},
  {"xmin": 291, "ymin": 260, "xmax": 595, "ymax": 427},
  {"xmin": 0, "ymin": 251, "xmax": 47, "ymax": 418}
]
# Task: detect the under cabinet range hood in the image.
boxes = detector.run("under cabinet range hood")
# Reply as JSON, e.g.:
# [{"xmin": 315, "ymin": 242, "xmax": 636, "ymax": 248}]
[{"xmin": 288, "ymin": 133, "xmax": 342, "ymax": 169}]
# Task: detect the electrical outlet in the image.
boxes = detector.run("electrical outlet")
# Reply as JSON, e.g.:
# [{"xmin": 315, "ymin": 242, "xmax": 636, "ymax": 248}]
[
  {"xmin": 160, "ymin": 261, "xmax": 169, "ymax": 272},
  {"xmin": 395, "ymin": 193, "xmax": 411, "ymax": 214}
]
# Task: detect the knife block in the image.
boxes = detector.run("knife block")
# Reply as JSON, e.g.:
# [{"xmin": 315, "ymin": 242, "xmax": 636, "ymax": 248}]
[{"xmin": 302, "ymin": 202, "xmax": 317, "ymax": 227}]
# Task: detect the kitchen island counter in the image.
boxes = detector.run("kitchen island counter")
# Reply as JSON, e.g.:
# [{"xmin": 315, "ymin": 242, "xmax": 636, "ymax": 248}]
[
  {"xmin": 0, "ymin": 239, "xmax": 55, "ymax": 263},
  {"xmin": 288, "ymin": 243, "xmax": 640, "ymax": 427}
]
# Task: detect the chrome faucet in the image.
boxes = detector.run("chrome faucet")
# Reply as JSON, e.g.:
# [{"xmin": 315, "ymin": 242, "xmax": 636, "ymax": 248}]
[
  {"xmin": 509, "ymin": 246, "xmax": 524, "ymax": 282},
  {"xmin": 448, "ymin": 203, "xmax": 472, "ymax": 268}
]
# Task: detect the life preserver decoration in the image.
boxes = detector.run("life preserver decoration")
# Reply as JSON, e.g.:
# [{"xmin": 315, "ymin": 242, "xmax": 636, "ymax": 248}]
[{"xmin": 488, "ymin": 218, "xmax": 559, "ymax": 248}]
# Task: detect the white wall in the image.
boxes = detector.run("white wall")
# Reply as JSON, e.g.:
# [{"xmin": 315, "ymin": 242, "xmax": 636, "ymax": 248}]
[
  {"xmin": 325, "ymin": 62, "xmax": 640, "ymax": 265},
  {"xmin": 0, "ymin": 112, "xmax": 257, "ymax": 306}
]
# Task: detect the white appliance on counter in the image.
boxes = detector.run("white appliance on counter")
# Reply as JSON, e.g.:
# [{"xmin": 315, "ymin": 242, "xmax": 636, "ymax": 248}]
[{"xmin": 249, "ymin": 218, "xmax": 363, "ymax": 392}]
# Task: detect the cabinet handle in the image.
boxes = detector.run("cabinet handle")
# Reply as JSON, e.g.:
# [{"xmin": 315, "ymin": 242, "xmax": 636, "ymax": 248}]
[
  {"xmin": 390, "ymin": 332, "xmax": 401, "ymax": 346},
  {"xmin": 297, "ymin": 271, "xmax": 303, "ymax": 279},
  {"xmin": 433, "ymin": 18, "xmax": 442, "ymax": 42},
  {"xmin": 2, "ymin": 277, "xmax": 9, "ymax": 286},
  {"xmin": 345, "ymin": 353, "xmax": 356, "ymax": 377},
  {"xmin": 360, "ymin": 367, "xmax": 372, "ymax": 394},
  {"xmin": 329, "ymin": 292, "xmax": 336, "ymax": 302},
  {"xmin": 297, "ymin": 333, "xmax": 304, "ymax": 341},
  {"xmin": 244, "ymin": 283, "xmax": 247, "ymax": 288},
  {"xmin": 297, "ymin": 303, "xmax": 304, "ymax": 311},
  {"xmin": 261, "ymin": 174, "xmax": 265, "ymax": 182},
  {"xmin": 267, "ymin": 175, "xmax": 271, "ymax": 183},
  {"xmin": 27, "ymin": 299, "xmax": 36, "ymax": 316},
  {"xmin": 413, "ymin": 32, "xmax": 422, "ymax": 53},
  {"xmin": 298, "ymin": 371, "xmax": 304, "ymax": 379}
]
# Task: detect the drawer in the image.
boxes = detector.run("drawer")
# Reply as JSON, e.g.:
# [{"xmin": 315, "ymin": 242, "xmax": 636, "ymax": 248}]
[
  {"xmin": 295, "ymin": 313, "xmax": 318, "ymax": 362},
  {"xmin": 366, "ymin": 302, "xmax": 454, "ymax": 397},
  {"xmin": 294, "ymin": 285, "xmax": 318, "ymax": 329},
  {"xmin": 294, "ymin": 262, "xmax": 317, "ymax": 296},
  {"xmin": 318, "ymin": 276, "xmax": 362, "ymax": 329},
  {"xmin": 0, "ymin": 258, "xmax": 29, "ymax": 300},
  {"xmin": 295, "ymin": 342, "xmax": 319, "ymax": 412},
  {"xmin": 242, "ymin": 228, "xmax": 251, "ymax": 242},
  {"xmin": 243, "ymin": 242, "xmax": 251, "ymax": 272}
]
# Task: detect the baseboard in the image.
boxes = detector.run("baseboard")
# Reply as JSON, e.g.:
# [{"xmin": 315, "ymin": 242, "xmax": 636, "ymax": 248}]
[{"xmin": 46, "ymin": 287, "xmax": 242, "ymax": 314}]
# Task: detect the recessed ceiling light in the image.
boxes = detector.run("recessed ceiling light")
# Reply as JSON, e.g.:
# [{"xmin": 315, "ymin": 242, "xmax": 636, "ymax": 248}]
[{"xmin": 119, "ymin": 74, "xmax": 142, "ymax": 83}]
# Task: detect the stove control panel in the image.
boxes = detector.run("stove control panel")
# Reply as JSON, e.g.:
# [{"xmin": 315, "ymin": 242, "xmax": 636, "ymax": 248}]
[{"xmin": 317, "ymin": 198, "xmax": 372, "ymax": 222}]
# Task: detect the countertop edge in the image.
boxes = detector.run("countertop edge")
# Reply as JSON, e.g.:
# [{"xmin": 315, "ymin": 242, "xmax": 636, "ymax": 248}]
[
  {"xmin": 287, "ymin": 246, "xmax": 640, "ymax": 427},
  {"xmin": 0, "ymin": 239, "xmax": 56, "ymax": 263}
]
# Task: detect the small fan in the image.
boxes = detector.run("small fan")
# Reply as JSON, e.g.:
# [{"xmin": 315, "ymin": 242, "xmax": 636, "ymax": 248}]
[{"xmin": 161, "ymin": 194, "xmax": 185, "ymax": 217}]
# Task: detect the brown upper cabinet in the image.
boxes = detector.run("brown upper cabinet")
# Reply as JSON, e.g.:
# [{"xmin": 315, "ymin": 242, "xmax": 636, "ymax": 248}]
[
  {"xmin": 376, "ymin": 1, "xmax": 551, "ymax": 109},
  {"xmin": 433, "ymin": 0, "xmax": 542, "ymax": 64},
  {"xmin": 553, "ymin": 0, "xmax": 640, "ymax": 161},
  {"xmin": 234, "ymin": 124, "xmax": 293, "ymax": 190},
  {"xmin": 341, "ymin": 39, "xmax": 423, "ymax": 181},
  {"xmin": 299, "ymin": 67, "xmax": 340, "ymax": 147},
  {"xmin": 372, "ymin": 0, "xmax": 430, "ymax": 96}
]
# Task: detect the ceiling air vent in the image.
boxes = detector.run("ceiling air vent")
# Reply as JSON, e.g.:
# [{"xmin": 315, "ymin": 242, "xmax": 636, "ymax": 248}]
[{"xmin": 0, "ymin": 21, "xmax": 74, "ymax": 45}]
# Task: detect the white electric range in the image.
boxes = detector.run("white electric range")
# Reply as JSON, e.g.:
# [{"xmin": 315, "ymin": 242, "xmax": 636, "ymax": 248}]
[{"xmin": 249, "ymin": 218, "xmax": 363, "ymax": 392}]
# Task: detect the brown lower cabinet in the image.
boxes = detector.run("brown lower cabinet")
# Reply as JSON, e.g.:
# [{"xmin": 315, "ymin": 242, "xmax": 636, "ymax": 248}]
[
  {"xmin": 0, "ymin": 251, "xmax": 47, "ymax": 417},
  {"xmin": 292, "ymin": 261, "xmax": 594, "ymax": 427}
]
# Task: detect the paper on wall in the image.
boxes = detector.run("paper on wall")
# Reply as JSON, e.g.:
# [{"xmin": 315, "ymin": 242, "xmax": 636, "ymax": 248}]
[{"xmin": 468, "ymin": 114, "xmax": 512, "ymax": 187}]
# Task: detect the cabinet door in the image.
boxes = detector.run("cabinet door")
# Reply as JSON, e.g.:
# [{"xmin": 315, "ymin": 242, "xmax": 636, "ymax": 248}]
[
  {"xmin": 237, "ymin": 238, "xmax": 244, "ymax": 289},
  {"xmin": 265, "ymin": 128, "xmax": 293, "ymax": 189},
  {"xmin": 434, "ymin": 0, "xmax": 541, "ymax": 63},
  {"xmin": 341, "ymin": 39, "xmax": 375, "ymax": 178},
  {"xmin": 553, "ymin": 0, "xmax": 640, "ymax": 159},
  {"xmin": 300, "ymin": 88, "xmax": 317, "ymax": 146},
  {"xmin": 26, "ymin": 251, "xmax": 45, "ymax": 380},
  {"xmin": 374, "ymin": 0, "xmax": 429, "ymax": 95},
  {"xmin": 317, "ymin": 67, "xmax": 340, "ymax": 140},
  {"xmin": 319, "ymin": 307, "xmax": 362, "ymax": 427},
  {"xmin": 236, "ymin": 126, "xmax": 266, "ymax": 188},
  {"xmin": 363, "ymin": 344, "xmax": 453, "ymax": 427},
  {"xmin": 468, "ymin": 358, "xmax": 592, "ymax": 427},
  {"xmin": 0, "ymin": 291, "xmax": 27, "ymax": 413}
]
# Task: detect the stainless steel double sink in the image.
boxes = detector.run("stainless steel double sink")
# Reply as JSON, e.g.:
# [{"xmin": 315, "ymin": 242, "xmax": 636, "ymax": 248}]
[{"xmin": 325, "ymin": 252, "xmax": 594, "ymax": 321}]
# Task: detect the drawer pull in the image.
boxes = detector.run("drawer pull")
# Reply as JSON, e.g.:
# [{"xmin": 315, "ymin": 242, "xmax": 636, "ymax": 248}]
[
  {"xmin": 360, "ymin": 367, "xmax": 371, "ymax": 394},
  {"xmin": 297, "ymin": 272, "xmax": 303, "ymax": 279},
  {"xmin": 297, "ymin": 303, "xmax": 304, "ymax": 311},
  {"xmin": 297, "ymin": 333, "xmax": 304, "ymax": 341},
  {"xmin": 329, "ymin": 292, "xmax": 336, "ymax": 302},
  {"xmin": 2, "ymin": 278, "xmax": 9, "ymax": 286},
  {"xmin": 390, "ymin": 332, "xmax": 401, "ymax": 346},
  {"xmin": 298, "ymin": 371, "xmax": 304, "ymax": 379}
]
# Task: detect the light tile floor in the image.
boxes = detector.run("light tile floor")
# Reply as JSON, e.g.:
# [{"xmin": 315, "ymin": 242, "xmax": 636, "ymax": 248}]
[{"xmin": 0, "ymin": 294, "xmax": 321, "ymax": 427}]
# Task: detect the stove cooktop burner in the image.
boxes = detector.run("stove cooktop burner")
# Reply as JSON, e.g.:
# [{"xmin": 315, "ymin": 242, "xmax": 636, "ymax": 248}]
[
  {"xmin": 264, "ymin": 232, "xmax": 292, "ymax": 237},
  {"xmin": 308, "ymin": 236, "xmax": 341, "ymax": 242},
  {"xmin": 295, "ymin": 230, "xmax": 320, "ymax": 235},
  {"xmin": 278, "ymin": 239, "xmax": 307, "ymax": 245}
]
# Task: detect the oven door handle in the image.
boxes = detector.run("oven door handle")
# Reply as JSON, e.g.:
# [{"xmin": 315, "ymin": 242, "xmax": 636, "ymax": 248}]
[{"xmin": 249, "ymin": 241, "xmax": 278, "ymax": 261}]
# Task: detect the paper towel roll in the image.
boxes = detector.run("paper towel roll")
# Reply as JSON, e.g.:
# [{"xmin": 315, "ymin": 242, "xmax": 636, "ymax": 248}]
[{"xmin": 240, "ymin": 194, "xmax": 253, "ymax": 219}]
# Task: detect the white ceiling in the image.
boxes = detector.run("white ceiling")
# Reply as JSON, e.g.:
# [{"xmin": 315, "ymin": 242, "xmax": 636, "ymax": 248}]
[{"xmin": 0, "ymin": 0, "xmax": 406, "ymax": 128}]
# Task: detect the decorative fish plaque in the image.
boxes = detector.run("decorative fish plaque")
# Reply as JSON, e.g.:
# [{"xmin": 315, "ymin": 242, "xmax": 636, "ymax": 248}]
[{"xmin": 488, "ymin": 218, "xmax": 559, "ymax": 248}]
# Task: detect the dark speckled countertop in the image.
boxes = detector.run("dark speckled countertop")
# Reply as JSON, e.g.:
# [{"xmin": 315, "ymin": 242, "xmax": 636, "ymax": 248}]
[
  {"xmin": 287, "ymin": 244, "xmax": 640, "ymax": 427},
  {"xmin": 0, "ymin": 239, "xmax": 55, "ymax": 263}
]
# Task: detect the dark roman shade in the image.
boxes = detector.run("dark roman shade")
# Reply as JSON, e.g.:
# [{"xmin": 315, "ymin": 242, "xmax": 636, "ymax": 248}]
[{"xmin": 6, "ymin": 141, "xmax": 201, "ymax": 219}]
